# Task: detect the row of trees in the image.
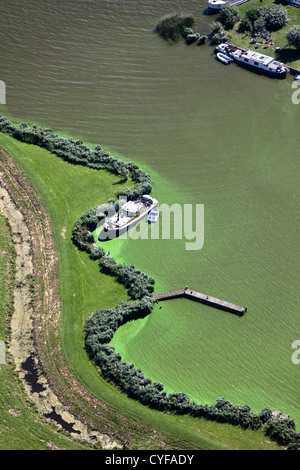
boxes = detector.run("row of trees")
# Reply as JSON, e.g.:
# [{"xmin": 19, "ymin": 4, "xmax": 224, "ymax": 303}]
[
  {"xmin": 84, "ymin": 298, "xmax": 300, "ymax": 449},
  {"xmin": 0, "ymin": 115, "xmax": 153, "ymax": 261},
  {"xmin": 238, "ymin": 5, "xmax": 288, "ymax": 33},
  {"xmin": 218, "ymin": 4, "xmax": 288, "ymax": 33},
  {"xmin": 0, "ymin": 116, "xmax": 152, "ymax": 201},
  {"xmin": 99, "ymin": 257, "xmax": 155, "ymax": 300},
  {"xmin": 1, "ymin": 114, "xmax": 298, "ymax": 449},
  {"xmin": 156, "ymin": 6, "xmax": 299, "ymax": 50}
]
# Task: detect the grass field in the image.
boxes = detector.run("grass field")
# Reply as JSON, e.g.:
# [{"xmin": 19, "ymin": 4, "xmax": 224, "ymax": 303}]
[
  {"xmin": 0, "ymin": 131, "xmax": 282, "ymax": 450},
  {"xmin": 222, "ymin": 0, "xmax": 300, "ymax": 69}
]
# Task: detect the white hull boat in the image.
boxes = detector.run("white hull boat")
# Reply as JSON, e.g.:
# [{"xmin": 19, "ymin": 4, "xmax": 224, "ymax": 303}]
[
  {"xmin": 208, "ymin": 0, "xmax": 249, "ymax": 10},
  {"xmin": 103, "ymin": 195, "xmax": 158, "ymax": 237},
  {"xmin": 216, "ymin": 52, "xmax": 233, "ymax": 64},
  {"xmin": 216, "ymin": 43, "xmax": 289, "ymax": 77},
  {"xmin": 147, "ymin": 207, "xmax": 159, "ymax": 223}
]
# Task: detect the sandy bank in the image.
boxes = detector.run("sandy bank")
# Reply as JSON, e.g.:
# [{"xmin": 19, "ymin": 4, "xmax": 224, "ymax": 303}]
[{"xmin": 0, "ymin": 148, "xmax": 120, "ymax": 449}]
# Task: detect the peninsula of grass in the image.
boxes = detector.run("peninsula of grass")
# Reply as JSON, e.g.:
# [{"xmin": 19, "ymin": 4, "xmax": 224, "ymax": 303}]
[
  {"xmin": 216, "ymin": 0, "xmax": 300, "ymax": 69},
  {"xmin": 0, "ymin": 121, "xmax": 285, "ymax": 450}
]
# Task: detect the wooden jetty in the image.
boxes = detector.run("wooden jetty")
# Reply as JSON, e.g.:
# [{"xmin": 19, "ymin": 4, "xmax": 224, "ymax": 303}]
[
  {"xmin": 153, "ymin": 289, "xmax": 247, "ymax": 316},
  {"xmin": 289, "ymin": 66, "xmax": 300, "ymax": 76}
]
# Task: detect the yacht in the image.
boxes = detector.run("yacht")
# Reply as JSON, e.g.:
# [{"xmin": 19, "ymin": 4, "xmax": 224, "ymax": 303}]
[
  {"xmin": 216, "ymin": 43, "xmax": 289, "ymax": 77},
  {"xmin": 208, "ymin": 0, "xmax": 249, "ymax": 10},
  {"xmin": 103, "ymin": 195, "xmax": 158, "ymax": 236}
]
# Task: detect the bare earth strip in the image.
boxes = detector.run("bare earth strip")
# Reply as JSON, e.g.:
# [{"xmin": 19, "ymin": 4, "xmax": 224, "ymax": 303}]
[{"xmin": 0, "ymin": 147, "xmax": 121, "ymax": 449}]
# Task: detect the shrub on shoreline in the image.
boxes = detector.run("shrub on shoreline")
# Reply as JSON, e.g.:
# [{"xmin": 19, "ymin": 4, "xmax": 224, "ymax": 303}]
[
  {"xmin": 0, "ymin": 116, "xmax": 152, "ymax": 203},
  {"xmin": 155, "ymin": 12, "xmax": 195, "ymax": 43},
  {"xmin": 1, "ymin": 113, "xmax": 299, "ymax": 450},
  {"xmin": 209, "ymin": 21, "xmax": 230, "ymax": 45},
  {"xmin": 286, "ymin": 25, "xmax": 300, "ymax": 50},
  {"xmin": 84, "ymin": 298, "xmax": 300, "ymax": 450}
]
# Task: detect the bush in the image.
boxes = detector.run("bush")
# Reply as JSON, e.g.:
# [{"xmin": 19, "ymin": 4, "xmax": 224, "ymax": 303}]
[
  {"xmin": 156, "ymin": 12, "xmax": 195, "ymax": 43},
  {"xmin": 0, "ymin": 117, "xmax": 153, "ymax": 200},
  {"xmin": 198, "ymin": 35, "xmax": 207, "ymax": 45},
  {"xmin": 209, "ymin": 21, "xmax": 229, "ymax": 45},
  {"xmin": 182, "ymin": 27, "xmax": 194, "ymax": 38},
  {"xmin": 238, "ymin": 17, "xmax": 252, "ymax": 34},
  {"xmin": 185, "ymin": 33, "xmax": 200, "ymax": 44},
  {"xmin": 219, "ymin": 4, "xmax": 241, "ymax": 30},
  {"xmin": 99, "ymin": 257, "xmax": 155, "ymax": 300},
  {"xmin": 259, "ymin": 5, "xmax": 287, "ymax": 31},
  {"xmin": 286, "ymin": 25, "xmax": 300, "ymax": 50},
  {"xmin": 210, "ymin": 21, "xmax": 223, "ymax": 36}
]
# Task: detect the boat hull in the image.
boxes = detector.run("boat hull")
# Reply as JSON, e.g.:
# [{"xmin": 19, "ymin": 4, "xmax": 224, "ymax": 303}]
[
  {"xmin": 234, "ymin": 58, "xmax": 287, "ymax": 78},
  {"xmin": 100, "ymin": 196, "xmax": 158, "ymax": 240},
  {"xmin": 216, "ymin": 52, "xmax": 233, "ymax": 64},
  {"xmin": 215, "ymin": 44, "xmax": 288, "ymax": 78},
  {"xmin": 208, "ymin": 0, "xmax": 249, "ymax": 9}
]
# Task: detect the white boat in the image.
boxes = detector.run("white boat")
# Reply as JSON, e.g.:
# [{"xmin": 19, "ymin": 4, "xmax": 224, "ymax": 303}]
[
  {"xmin": 208, "ymin": 0, "xmax": 249, "ymax": 10},
  {"xmin": 103, "ymin": 195, "xmax": 158, "ymax": 236},
  {"xmin": 208, "ymin": 0, "xmax": 229, "ymax": 9},
  {"xmin": 147, "ymin": 207, "xmax": 159, "ymax": 223},
  {"xmin": 216, "ymin": 52, "xmax": 233, "ymax": 64},
  {"xmin": 216, "ymin": 43, "xmax": 289, "ymax": 77}
]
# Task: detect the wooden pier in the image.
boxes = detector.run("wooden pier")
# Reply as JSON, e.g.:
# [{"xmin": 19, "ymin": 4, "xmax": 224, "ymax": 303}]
[
  {"xmin": 153, "ymin": 289, "xmax": 247, "ymax": 316},
  {"xmin": 289, "ymin": 66, "xmax": 300, "ymax": 76}
]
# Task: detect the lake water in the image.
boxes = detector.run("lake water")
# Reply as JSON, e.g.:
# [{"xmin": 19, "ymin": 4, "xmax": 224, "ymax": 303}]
[{"xmin": 0, "ymin": 0, "xmax": 299, "ymax": 426}]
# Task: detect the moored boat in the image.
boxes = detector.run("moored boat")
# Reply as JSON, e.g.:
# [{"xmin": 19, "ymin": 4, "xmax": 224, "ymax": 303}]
[
  {"xmin": 285, "ymin": 0, "xmax": 300, "ymax": 6},
  {"xmin": 208, "ymin": 0, "xmax": 249, "ymax": 10},
  {"xmin": 103, "ymin": 195, "xmax": 158, "ymax": 237},
  {"xmin": 216, "ymin": 43, "xmax": 289, "ymax": 77},
  {"xmin": 216, "ymin": 52, "xmax": 233, "ymax": 64},
  {"xmin": 147, "ymin": 207, "xmax": 159, "ymax": 223}
]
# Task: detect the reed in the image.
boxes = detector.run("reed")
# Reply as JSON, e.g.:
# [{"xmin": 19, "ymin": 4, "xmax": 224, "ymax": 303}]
[{"xmin": 155, "ymin": 12, "xmax": 195, "ymax": 43}]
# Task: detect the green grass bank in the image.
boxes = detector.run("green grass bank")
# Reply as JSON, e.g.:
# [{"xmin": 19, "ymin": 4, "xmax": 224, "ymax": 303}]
[
  {"xmin": 0, "ymin": 211, "xmax": 94, "ymax": 450},
  {"xmin": 0, "ymin": 127, "xmax": 282, "ymax": 450}
]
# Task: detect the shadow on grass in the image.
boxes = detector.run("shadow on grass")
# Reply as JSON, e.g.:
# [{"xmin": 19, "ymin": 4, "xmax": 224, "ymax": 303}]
[{"xmin": 275, "ymin": 47, "xmax": 300, "ymax": 65}]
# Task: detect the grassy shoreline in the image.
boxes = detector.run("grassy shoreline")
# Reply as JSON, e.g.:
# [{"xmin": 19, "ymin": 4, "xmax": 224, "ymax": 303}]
[{"xmin": 0, "ymin": 126, "xmax": 283, "ymax": 450}]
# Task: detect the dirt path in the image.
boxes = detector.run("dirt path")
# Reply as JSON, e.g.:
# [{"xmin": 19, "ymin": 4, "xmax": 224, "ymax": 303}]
[{"xmin": 0, "ymin": 148, "xmax": 120, "ymax": 449}]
